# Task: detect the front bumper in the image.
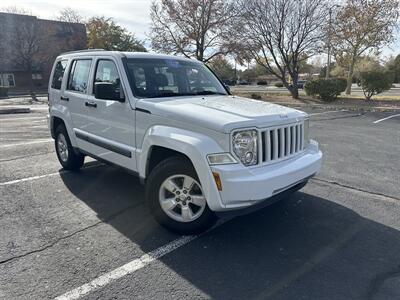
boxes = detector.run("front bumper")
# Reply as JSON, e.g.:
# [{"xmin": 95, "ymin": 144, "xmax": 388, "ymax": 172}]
[{"xmin": 208, "ymin": 140, "xmax": 322, "ymax": 211}]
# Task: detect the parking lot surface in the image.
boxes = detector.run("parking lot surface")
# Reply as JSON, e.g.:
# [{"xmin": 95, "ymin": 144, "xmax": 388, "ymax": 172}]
[{"xmin": 0, "ymin": 108, "xmax": 399, "ymax": 300}]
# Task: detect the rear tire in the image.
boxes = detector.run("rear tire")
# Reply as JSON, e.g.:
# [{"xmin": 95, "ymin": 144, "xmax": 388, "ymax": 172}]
[
  {"xmin": 146, "ymin": 156, "xmax": 217, "ymax": 234},
  {"xmin": 55, "ymin": 124, "xmax": 84, "ymax": 171}
]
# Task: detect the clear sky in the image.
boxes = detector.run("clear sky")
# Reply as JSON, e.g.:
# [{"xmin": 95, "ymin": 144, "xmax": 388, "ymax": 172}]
[{"xmin": 1, "ymin": 0, "xmax": 399, "ymax": 59}]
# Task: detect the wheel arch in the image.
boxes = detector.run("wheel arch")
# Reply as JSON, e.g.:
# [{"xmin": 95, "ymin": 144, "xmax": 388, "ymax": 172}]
[
  {"xmin": 51, "ymin": 116, "xmax": 65, "ymax": 139},
  {"xmin": 139, "ymin": 125, "xmax": 225, "ymax": 211},
  {"xmin": 49, "ymin": 107, "xmax": 77, "ymax": 147}
]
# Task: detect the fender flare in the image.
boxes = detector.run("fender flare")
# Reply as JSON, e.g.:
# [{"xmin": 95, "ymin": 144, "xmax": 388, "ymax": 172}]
[
  {"xmin": 139, "ymin": 125, "xmax": 225, "ymax": 211},
  {"xmin": 50, "ymin": 105, "xmax": 77, "ymax": 147}
]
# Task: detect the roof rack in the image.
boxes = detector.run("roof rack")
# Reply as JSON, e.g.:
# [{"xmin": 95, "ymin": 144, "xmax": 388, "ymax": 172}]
[{"xmin": 60, "ymin": 49, "xmax": 107, "ymax": 55}]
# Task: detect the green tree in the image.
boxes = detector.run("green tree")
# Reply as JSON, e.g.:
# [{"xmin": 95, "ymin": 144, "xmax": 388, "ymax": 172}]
[
  {"xmin": 241, "ymin": 63, "xmax": 271, "ymax": 82},
  {"xmin": 386, "ymin": 54, "xmax": 400, "ymax": 83},
  {"xmin": 330, "ymin": 0, "xmax": 399, "ymax": 95},
  {"xmin": 86, "ymin": 17, "xmax": 146, "ymax": 52},
  {"xmin": 359, "ymin": 70, "xmax": 394, "ymax": 100},
  {"xmin": 207, "ymin": 56, "xmax": 235, "ymax": 81}
]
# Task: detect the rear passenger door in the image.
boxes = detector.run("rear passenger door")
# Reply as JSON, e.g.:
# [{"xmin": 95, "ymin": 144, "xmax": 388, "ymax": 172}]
[
  {"xmin": 83, "ymin": 57, "xmax": 136, "ymax": 170},
  {"xmin": 62, "ymin": 58, "xmax": 92, "ymax": 152}
]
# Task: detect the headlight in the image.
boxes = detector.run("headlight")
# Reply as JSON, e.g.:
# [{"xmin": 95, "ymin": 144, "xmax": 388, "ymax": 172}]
[
  {"xmin": 304, "ymin": 118, "xmax": 310, "ymax": 147},
  {"xmin": 232, "ymin": 130, "xmax": 258, "ymax": 166}
]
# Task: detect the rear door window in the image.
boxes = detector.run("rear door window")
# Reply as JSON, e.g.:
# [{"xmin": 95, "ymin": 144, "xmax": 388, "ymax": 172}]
[
  {"xmin": 67, "ymin": 59, "xmax": 92, "ymax": 93},
  {"xmin": 51, "ymin": 60, "xmax": 68, "ymax": 90}
]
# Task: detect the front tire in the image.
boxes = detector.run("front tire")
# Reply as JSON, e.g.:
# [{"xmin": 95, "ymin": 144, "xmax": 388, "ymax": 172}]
[
  {"xmin": 55, "ymin": 125, "xmax": 84, "ymax": 171},
  {"xmin": 146, "ymin": 157, "xmax": 217, "ymax": 234}
]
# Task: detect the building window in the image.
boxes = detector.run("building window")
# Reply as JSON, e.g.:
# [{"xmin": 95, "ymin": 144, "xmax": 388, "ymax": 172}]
[{"xmin": 0, "ymin": 74, "xmax": 15, "ymax": 87}]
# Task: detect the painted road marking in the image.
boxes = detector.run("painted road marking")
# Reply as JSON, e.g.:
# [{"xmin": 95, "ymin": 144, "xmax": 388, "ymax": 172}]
[
  {"xmin": 0, "ymin": 163, "xmax": 102, "ymax": 186},
  {"xmin": 0, "ymin": 139, "xmax": 53, "ymax": 148},
  {"xmin": 54, "ymin": 235, "xmax": 197, "ymax": 300},
  {"xmin": 0, "ymin": 172, "xmax": 60, "ymax": 186},
  {"xmin": 0, "ymin": 116, "xmax": 46, "ymax": 121},
  {"xmin": 54, "ymin": 218, "xmax": 229, "ymax": 300},
  {"xmin": 309, "ymin": 109, "xmax": 348, "ymax": 116},
  {"xmin": 373, "ymin": 113, "xmax": 400, "ymax": 124}
]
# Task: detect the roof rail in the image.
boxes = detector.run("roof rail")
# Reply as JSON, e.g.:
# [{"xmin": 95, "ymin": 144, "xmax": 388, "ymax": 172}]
[{"xmin": 60, "ymin": 49, "xmax": 107, "ymax": 55}]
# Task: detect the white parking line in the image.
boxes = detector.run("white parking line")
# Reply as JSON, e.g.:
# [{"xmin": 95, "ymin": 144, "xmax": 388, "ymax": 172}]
[
  {"xmin": 0, "ymin": 163, "xmax": 102, "ymax": 186},
  {"xmin": 55, "ymin": 235, "xmax": 197, "ymax": 300},
  {"xmin": 0, "ymin": 172, "xmax": 60, "ymax": 186},
  {"xmin": 0, "ymin": 139, "xmax": 53, "ymax": 148},
  {"xmin": 373, "ymin": 113, "xmax": 400, "ymax": 124},
  {"xmin": 0, "ymin": 116, "xmax": 46, "ymax": 121},
  {"xmin": 309, "ymin": 109, "xmax": 348, "ymax": 116}
]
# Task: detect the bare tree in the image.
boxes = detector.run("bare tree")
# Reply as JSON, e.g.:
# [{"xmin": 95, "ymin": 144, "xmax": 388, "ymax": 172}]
[
  {"xmin": 236, "ymin": 0, "xmax": 329, "ymax": 99},
  {"xmin": 150, "ymin": 0, "xmax": 237, "ymax": 62},
  {"xmin": 0, "ymin": 6, "xmax": 32, "ymax": 15},
  {"xmin": 56, "ymin": 7, "xmax": 84, "ymax": 23},
  {"xmin": 330, "ymin": 0, "xmax": 399, "ymax": 94},
  {"xmin": 11, "ymin": 18, "xmax": 43, "ymax": 100},
  {"xmin": 0, "ymin": 6, "xmax": 44, "ymax": 99}
]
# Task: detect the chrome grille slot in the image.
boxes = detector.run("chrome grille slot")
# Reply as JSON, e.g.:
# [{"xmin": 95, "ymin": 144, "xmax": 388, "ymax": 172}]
[{"xmin": 261, "ymin": 122, "xmax": 304, "ymax": 164}]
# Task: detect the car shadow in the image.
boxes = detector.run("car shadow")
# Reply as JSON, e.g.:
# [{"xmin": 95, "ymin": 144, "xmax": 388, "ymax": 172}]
[{"xmin": 60, "ymin": 163, "xmax": 400, "ymax": 300}]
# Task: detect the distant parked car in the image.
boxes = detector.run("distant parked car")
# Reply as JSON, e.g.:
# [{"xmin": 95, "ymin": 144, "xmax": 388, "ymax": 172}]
[
  {"xmin": 223, "ymin": 79, "xmax": 236, "ymax": 86},
  {"xmin": 290, "ymin": 80, "xmax": 307, "ymax": 89},
  {"xmin": 257, "ymin": 80, "xmax": 268, "ymax": 85},
  {"xmin": 237, "ymin": 80, "xmax": 249, "ymax": 85}
]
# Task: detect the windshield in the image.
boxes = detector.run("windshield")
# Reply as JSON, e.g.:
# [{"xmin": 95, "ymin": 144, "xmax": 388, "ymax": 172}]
[{"xmin": 125, "ymin": 58, "xmax": 228, "ymax": 98}]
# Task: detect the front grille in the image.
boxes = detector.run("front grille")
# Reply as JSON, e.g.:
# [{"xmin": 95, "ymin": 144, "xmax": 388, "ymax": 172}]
[{"xmin": 260, "ymin": 122, "xmax": 304, "ymax": 164}]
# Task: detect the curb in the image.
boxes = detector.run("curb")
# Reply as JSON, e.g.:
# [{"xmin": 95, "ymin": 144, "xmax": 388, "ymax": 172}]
[{"xmin": 0, "ymin": 107, "xmax": 31, "ymax": 114}]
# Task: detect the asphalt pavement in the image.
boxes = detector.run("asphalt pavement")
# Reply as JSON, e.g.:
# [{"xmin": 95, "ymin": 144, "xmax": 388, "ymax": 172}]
[{"xmin": 0, "ymin": 108, "xmax": 399, "ymax": 300}]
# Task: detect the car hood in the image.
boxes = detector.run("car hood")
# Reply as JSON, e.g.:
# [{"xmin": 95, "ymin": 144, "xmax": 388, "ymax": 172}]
[{"xmin": 136, "ymin": 95, "xmax": 307, "ymax": 133}]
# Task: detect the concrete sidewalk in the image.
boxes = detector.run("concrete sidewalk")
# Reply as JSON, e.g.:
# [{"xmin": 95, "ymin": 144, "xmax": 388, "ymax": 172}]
[{"xmin": 0, "ymin": 96, "xmax": 48, "ymax": 114}]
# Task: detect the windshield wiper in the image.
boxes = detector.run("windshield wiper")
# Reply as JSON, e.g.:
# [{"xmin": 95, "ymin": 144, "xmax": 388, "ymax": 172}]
[
  {"xmin": 146, "ymin": 91, "xmax": 226, "ymax": 98},
  {"xmin": 194, "ymin": 91, "xmax": 226, "ymax": 96},
  {"xmin": 147, "ymin": 92, "xmax": 192, "ymax": 98}
]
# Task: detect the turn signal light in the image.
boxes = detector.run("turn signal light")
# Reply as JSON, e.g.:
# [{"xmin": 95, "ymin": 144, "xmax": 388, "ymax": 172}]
[{"xmin": 212, "ymin": 172, "xmax": 222, "ymax": 191}]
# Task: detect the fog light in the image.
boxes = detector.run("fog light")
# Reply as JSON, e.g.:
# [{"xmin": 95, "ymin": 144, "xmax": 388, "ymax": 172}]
[{"xmin": 212, "ymin": 172, "xmax": 222, "ymax": 191}]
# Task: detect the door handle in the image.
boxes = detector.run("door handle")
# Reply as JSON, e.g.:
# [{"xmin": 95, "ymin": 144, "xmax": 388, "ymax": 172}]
[
  {"xmin": 60, "ymin": 96, "xmax": 69, "ymax": 101},
  {"xmin": 85, "ymin": 101, "xmax": 97, "ymax": 108}
]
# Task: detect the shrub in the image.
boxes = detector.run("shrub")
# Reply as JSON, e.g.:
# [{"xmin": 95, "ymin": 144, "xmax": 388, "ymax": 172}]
[
  {"xmin": 304, "ymin": 78, "xmax": 346, "ymax": 101},
  {"xmin": 359, "ymin": 70, "xmax": 394, "ymax": 100},
  {"xmin": 304, "ymin": 80, "xmax": 319, "ymax": 97},
  {"xmin": 0, "ymin": 87, "xmax": 8, "ymax": 98},
  {"xmin": 274, "ymin": 82, "xmax": 283, "ymax": 87},
  {"xmin": 250, "ymin": 93, "xmax": 262, "ymax": 100}
]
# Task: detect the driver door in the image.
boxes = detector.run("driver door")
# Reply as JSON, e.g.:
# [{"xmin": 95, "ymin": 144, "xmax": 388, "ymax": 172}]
[{"xmin": 82, "ymin": 57, "xmax": 136, "ymax": 170}]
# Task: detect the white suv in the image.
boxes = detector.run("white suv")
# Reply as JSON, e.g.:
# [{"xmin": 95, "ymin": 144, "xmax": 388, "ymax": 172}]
[{"xmin": 48, "ymin": 50, "xmax": 322, "ymax": 234}]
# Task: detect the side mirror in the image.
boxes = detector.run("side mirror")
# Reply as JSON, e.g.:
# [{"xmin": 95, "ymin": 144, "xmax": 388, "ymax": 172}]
[{"xmin": 94, "ymin": 82, "xmax": 124, "ymax": 102}]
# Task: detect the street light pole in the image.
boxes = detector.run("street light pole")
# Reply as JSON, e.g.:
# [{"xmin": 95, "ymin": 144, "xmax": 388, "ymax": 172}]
[
  {"xmin": 326, "ymin": 8, "xmax": 333, "ymax": 79},
  {"xmin": 326, "ymin": 5, "xmax": 340, "ymax": 80}
]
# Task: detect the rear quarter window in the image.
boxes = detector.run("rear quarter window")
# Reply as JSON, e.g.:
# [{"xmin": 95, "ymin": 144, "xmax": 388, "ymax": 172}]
[{"xmin": 51, "ymin": 60, "xmax": 68, "ymax": 90}]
